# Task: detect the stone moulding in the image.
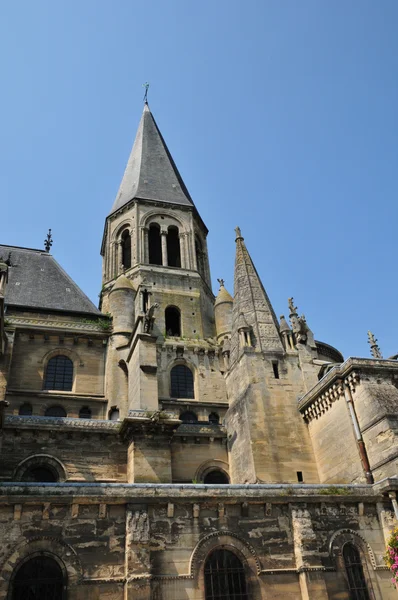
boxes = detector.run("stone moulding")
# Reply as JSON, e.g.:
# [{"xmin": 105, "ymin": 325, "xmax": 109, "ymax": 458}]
[
  {"xmin": 328, "ymin": 528, "xmax": 387, "ymax": 570},
  {"xmin": 189, "ymin": 530, "xmax": 262, "ymax": 576},
  {"xmin": 0, "ymin": 535, "xmax": 83, "ymax": 591},
  {"xmin": 6, "ymin": 315, "xmax": 108, "ymax": 333},
  {"xmin": 5, "ymin": 415, "xmax": 120, "ymax": 432},
  {"xmin": 300, "ymin": 371, "xmax": 360, "ymax": 423}
]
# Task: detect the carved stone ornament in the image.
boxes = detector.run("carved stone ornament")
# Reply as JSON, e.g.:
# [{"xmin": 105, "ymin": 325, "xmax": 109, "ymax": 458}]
[{"xmin": 131, "ymin": 510, "xmax": 150, "ymax": 543}]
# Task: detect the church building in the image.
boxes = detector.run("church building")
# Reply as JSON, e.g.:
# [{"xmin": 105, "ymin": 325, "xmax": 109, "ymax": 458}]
[{"xmin": 0, "ymin": 101, "xmax": 398, "ymax": 599}]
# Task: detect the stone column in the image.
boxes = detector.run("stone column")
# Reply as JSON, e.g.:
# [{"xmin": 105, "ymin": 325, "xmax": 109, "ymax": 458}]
[
  {"xmin": 142, "ymin": 227, "xmax": 149, "ymax": 264},
  {"xmin": 291, "ymin": 506, "xmax": 329, "ymax": 600},
  {"xmin": 161, "ymin": 230, "xmax": 168, "ymax": 266},
  {"xmin": 179, "ymin": 232, "xmax": 186, "ymax": 269}
]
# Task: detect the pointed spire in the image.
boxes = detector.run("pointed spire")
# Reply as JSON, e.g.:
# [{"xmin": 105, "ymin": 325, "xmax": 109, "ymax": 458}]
[
  {"xmin": 110, "ymin": 104, "xmax": 194, "ymax": 215},
  {"xmin": 368, "ymin": 331, "xmax": 383, "ymax": 359},
  {"xmin": 279, "ymin": 315, "xmax": 291, "ymax": 333},
  {"xmin": 229, "ymin": 228, "xmax": 283, "ymax": 364}
]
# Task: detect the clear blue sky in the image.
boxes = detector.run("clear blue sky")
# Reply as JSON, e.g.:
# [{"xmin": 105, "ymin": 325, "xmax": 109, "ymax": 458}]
[{"xmin": 1, "ymin": 0, "xmax": 397, "ymax": 359}]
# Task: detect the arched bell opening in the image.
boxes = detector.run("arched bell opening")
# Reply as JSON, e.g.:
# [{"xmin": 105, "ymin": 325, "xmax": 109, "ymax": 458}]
[
  {"xmin": 149, "ymin": 223, "xmax": 162, "ymax": 265},
  {"xmin": 167, "ymin": 226, "xmax": 181, "ymax": 267},
  {"xmin": 121, "ymin": 230, "xmax": 131, "ymax": 269},
  {"xmin": 165, "ymin": 306, "xmax": 181, "ymax": 337}
]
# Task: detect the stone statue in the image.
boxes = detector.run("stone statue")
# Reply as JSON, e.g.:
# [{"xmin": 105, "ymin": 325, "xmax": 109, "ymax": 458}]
[{"xmin": 143, "ymin": 302, "xmax": 159, "ymax": 333}]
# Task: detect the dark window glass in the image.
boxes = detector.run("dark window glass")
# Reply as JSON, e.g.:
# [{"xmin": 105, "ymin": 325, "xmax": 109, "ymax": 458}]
[
  {"xmin": 79, "ymin": 406, "xmax": 92, "ymax": 419},
  {"xmin": 165, "ymin": 306, "xmax": 181, "ymax": 336},
  {"xmin": 44, "ymin": 356, "xmax": 73, "ymax": 391},
  {"xmin": 12, "ymin": 556, "xmax": 64, "ymax": 600},
  {"xmin": 45, "ymin": 406, "xmax": 67, "ymax": 418},
  {"xmin": 208, "ymin": 412, "xmax": 220, "ymax": 424},
  {"xmin": 167, "ymin": 226, "xmax": 181, "ymax": 267},
  {"xmin": 204, "ymin": 470, "xmax": 229, "ymax": 484},
  {"xmin": 149, "ymin": 224, "xmax": 162, "ymax": 265},
  {"xmin": 22, "ymin": 466, "xmax": 58, "ymax": 483},
  {"xmin": 121, "ymin": 230, "xmax": 131, "ymax": 269},
  {"xmin": 171, "ymin": 365, "xmax": 194, "ymax": 399},
  {"xmin": 205, "ymin": 550, "xmax": 248, "ymax": 600},
  {"xmin": 343, "ymin": 543, "xmax": 370, "ymax": 600},
  {"xmin": 19, "ymin": 403, "xmax": 32, "ymax": 416},
  {"xmin": 179, "ymin": 411, "xmax": 198, "ymax": 423}
]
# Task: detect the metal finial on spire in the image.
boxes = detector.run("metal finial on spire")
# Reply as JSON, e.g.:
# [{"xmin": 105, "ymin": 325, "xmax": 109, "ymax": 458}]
[
  {"xmin": 44, "ymin": 229, "xmax": 53, "ymax": 253},
  {"xmin": 217, "ymin": 278, "xmax": 225, "ymax": 287},
  {"xmin": 142, "ymin": 82, "xmax": 150, "ymax": 103},
  {"xmin": 367, "ymin": 331, "xmax": 383, "ymax": 359}
]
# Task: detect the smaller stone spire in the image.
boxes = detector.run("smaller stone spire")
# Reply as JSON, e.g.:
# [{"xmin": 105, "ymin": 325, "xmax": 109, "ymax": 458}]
[
  {"xmin": 279, "ymin": 315, "xmax": 291, "ymax": 334},
  {"xmin": 368, "ymin": 331, "xmax": 383, "ymax": 359}
]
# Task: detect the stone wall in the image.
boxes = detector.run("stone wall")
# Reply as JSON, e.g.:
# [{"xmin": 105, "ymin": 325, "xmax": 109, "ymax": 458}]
[{"xmin": 0, "ymin": 484, "xmax": 394, "ymax": 600}]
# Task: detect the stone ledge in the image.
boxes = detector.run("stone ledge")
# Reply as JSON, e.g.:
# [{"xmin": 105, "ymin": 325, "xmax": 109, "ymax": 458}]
[{"xmin": 4, "ymin": 415, "xmax": 120, "ymax": 432}]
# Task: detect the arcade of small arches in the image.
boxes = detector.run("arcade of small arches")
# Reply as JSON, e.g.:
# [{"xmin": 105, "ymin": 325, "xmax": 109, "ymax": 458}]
[{"xmin": 109, "ymin": 217, "xmax": 209, "ymax": 280}]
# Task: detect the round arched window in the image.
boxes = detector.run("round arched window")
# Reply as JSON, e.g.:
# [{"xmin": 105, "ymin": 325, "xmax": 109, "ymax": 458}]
[
  {"xmin": 43, "ymin": 355, "xmax": 73, "ymax": 391},
  {"xmin": 203, "ymin": 470, "xmax": 229, "ymax": 484},
  {"xmin": 179, "ymin": 411, "xmax": 198, "ymax": 424},
  {"xmin": 204, "ymin": 550, "xmax": 247, "ymax": 600},
  {"xmin": 12, "ymin": 555, "xmax": 65, "ymax": 600},
  {"xmin": 170, "ymin": 365, "xmax": 194, "ymax": 399}
]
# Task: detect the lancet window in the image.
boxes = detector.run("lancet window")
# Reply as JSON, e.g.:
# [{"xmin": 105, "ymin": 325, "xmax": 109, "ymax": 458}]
[
  {"xmin": 166, "ymin": 226, "xmax": 181, "ymax": 267},
  {"xmin": 148, "ymin": 224, "xmax": 162, "ymax": 265}
]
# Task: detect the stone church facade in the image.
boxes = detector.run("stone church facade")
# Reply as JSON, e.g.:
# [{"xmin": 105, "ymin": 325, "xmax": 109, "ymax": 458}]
[{"xmin": 0, "ymin": 102, "xmax": 398, "ymax": 599}]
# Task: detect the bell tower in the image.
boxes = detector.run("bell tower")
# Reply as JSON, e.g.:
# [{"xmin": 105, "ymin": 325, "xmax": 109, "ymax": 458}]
[{"xmin": 99, "ymin": 102, "xmax": 225, "ymax": 483}]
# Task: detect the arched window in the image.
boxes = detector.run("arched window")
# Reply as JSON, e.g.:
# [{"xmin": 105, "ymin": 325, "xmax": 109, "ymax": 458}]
[
  {"xmin": 179, "ymin": 410, "xmax": 198, "ymax": 424},
  {"xmin": 167, "ymin": 226, "xmax": 181, "ymax": 267},
  {"xmin": 45, "ymin": 406, "xmax": 67, "ymax": 418},
  {"xmin": 195, "ymin": 235, "xmax": 205, "ymax": 277},
  {"xmin": 121, "ymin": 229, "xmax": 131, "ymax": 269},
  {"xmin": 109, "ymin": 407, "xmax": 120, "ymax": 421},
  {"xmin": 79, "ymin": 406, "xmax": 92, "ymax": 419},
  {"xmin": 203, "ymin": 470, "xmax": 229, "ymax": 484},
  {"xmin": 43, "ymin": 355, "xmax": 73, "ymax": 391},
  {"xmin": 19, "ymin": 403, "xmax": 32, "ymax": 416},
  {"xmin": 149, "ymin": 223, "xmax": 162, "ymax": 265},
  {"xmin": 204, "ymin": 550, "xmax": 248, "ymax": 600},
  {"xmin": 208, "ymin": 412, "xmax": 220, "ymax": 424},
  {"xmin": 21, "ymin": 466, "xmax": 59, "ymax": 483},
  {"xmin": 165, "ymin": 306, "xmax": 181, "ymax": 336},
  {"xmin": 11, "ymin": 555, "xmax": 65, "ymax": 600},
  {"xmin": 171, "ymin": 365, "xmax": 194, "ymax": 399},
  {"xmin": 343, "ymin": 543, "xmax": 370, "ymax": 600}
]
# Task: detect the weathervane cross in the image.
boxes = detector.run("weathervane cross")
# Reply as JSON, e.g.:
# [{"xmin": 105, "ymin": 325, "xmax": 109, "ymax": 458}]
[{"xmin": 143, "ymin": 82, "xmax": 149, "ymax": 103}]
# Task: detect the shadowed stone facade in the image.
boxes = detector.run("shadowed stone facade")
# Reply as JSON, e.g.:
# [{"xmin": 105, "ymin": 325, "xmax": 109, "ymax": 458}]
[{"xmin": 0, "ymin": 103, "xmax": 397, "ymax": 599}]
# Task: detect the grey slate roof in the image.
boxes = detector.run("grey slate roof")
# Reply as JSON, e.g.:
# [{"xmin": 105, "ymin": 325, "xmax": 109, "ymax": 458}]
[
  {"xmin": 110, "ymin": 103, "xmax": 194, "ymax": 215},
  {"xmin": 0, "ymin": 245, "xmax": 100, "ymax": 315}
]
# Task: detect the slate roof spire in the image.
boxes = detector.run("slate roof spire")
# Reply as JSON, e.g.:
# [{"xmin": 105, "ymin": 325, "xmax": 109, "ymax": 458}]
[
  {"xmin": 229, "ymin": 228, "xmax": 283, "ymax": 365},
  {"xmin": 110, "ymin": 103, "xmax": 194, "ymax": 215}
]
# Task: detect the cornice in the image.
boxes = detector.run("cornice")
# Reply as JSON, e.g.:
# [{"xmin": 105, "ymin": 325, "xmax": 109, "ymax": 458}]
[
  {"xmin": 4, "ymin": 415, "xmax": 120, "ymax": 433},
  {"xmin": 6, "ymin": 315, "xmax": 110, "ymax": 335}
]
